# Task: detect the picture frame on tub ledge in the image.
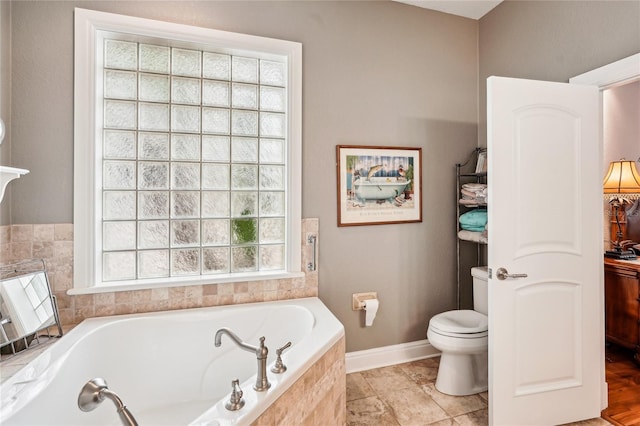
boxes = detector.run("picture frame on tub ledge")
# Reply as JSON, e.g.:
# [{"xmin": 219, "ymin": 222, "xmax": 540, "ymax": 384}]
[{"xmin": 336, "ymin": 145, "xmax": 422, "ymax": 227}]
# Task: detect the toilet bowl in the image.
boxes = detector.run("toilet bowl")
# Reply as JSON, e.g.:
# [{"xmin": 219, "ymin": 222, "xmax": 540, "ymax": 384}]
[{"xmin": 427, "ymin": 266, "xmax": 489, "ymax": 396}]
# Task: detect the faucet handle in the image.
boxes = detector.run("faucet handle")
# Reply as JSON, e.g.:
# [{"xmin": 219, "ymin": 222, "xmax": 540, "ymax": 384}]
[
  {"xmin": 225, "ymin": 379, "xmax": 245, "ymax": 411},
  {"xmin": 271, "ymin": 341, "xmax": 292, "ymax": 374}
]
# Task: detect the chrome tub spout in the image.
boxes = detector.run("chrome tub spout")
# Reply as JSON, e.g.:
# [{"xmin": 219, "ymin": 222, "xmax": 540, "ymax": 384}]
[
  {"xmin": 215, "ymin": 327, "xmax": 270, "ymax": 391},
  {"xmin": 78, "ymin": 378, "xmax": 138, "ymax": 426}
]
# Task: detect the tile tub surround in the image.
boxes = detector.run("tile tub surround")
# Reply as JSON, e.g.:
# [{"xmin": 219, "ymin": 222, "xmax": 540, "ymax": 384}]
[
  {"xmin": 0, "ymin": 219, "xmax": 319, "ymax": 327},
  {"xmin": 253, "ymin": 336, "xmax": 346, "ymax": 425}
]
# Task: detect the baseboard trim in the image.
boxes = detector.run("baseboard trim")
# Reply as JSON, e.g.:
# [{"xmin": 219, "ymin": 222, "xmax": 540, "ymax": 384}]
[{"xmin": 345, "ymin": 339, "xmax": 440, "ymax": 373}]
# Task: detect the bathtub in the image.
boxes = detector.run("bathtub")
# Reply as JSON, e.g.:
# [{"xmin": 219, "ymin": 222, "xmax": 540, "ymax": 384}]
[
  {"xmin": 354, "ymin": 178, "xmax": 410, "ymax": 200},
  {"xmin": 0, "ymin": 297, "xmax": 345, "ymax": 426}
]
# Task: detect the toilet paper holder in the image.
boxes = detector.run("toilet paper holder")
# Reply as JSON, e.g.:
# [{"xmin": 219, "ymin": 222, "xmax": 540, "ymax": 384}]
[{"xmin": 352, "ymin": 292, "xmax": 378, "ymax": 310}]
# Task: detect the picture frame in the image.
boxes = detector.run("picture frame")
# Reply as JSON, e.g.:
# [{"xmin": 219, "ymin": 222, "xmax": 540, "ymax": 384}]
[
  {"xmin": 475, "ymin": 150, "xmax": 487, "ymax": 173},
  {"xmin": 336, "ymin": 145, "xmax": 422, "ymax": 227}
]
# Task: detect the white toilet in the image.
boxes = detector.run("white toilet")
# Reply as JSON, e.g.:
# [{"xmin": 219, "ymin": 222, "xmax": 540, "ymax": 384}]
[{"xmin": 427, "ymin": 266, "xmax": 488, "ymax": 396}]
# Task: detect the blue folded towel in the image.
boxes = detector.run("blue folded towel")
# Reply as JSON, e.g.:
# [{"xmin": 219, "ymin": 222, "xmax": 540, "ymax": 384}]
[{"xmin": 459, "ymin": 209, "xmax": 487, "ymax": 232}]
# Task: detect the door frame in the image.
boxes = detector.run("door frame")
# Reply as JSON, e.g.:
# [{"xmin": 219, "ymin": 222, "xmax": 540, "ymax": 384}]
[{"xmin": 569, "ymin": 52, "xmax": 640, "ymax": 411}]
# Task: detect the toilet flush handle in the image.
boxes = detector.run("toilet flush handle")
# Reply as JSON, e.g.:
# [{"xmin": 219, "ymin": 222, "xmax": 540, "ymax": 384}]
[{"xmin": 496, "ymin": 267, "xmax": 528, "ymax": 281}]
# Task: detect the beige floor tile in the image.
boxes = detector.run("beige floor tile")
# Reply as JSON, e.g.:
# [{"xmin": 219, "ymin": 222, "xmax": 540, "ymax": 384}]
[
  {"xmin": 360, "ymin": 365, "xmax": 417, "ymax": 394},
  {"xmin": 346, "ymin": 372, "xmax": 376, "ymax": 402},
  {"xmin": 453, "ymin": 408, "xmax": 488, "ymax": 426},
  {"xmin": 421, "ymin": 383, "xmax": 487, "ymax": 417},
  {"xmin": 398, "ymin": 357, "xmax": 440, "ymax": 385},
  {"xmin": 347, "ymin": 395, "xmax": 400, "ymax": 426},
  {"xmin": 429, "ymin": 419, "xmax": 456, "ymax": 426},
  {"xmin": 561, "ymin": 418, "xmax": 612, "ymax": 426},
  {"xmin": 378, "ymin": 385, "xmax": 450, "ymax": 426}
]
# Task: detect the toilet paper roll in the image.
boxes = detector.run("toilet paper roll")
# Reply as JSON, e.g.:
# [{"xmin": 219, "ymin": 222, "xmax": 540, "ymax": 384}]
[{"xmin": 364, "ymin": 298, "xmax": 379, "ymax": 327}]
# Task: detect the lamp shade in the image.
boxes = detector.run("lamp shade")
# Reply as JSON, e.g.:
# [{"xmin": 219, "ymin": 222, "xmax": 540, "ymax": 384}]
[{"xmin": 603, "ymin": 160, "xmax": 640, "ymax": 194}]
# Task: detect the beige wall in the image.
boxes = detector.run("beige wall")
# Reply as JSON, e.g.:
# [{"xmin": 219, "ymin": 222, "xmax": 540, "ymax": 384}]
[
  {"xmin": 7, "ymin": 1, "xmax": 637, "ymax": 353},
  {"xmin": 5, "ymin": 1, "xmax": 479, "ymax": 352},
  {"xmin": 478, "ymin": 0, "xmax": 640, "ymax": 147},
  {"xmin": 604, "ymin": 80, "xmax": 640, "ymax": 172},
  {"xmin": 0, "ymin": 1, "xmax": 11, "ymax": 224}
]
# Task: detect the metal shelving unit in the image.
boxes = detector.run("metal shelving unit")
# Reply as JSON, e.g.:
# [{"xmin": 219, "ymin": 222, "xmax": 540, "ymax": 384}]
[{"xmin": 455, "ymin": 148, "xmax": 487, "ymax": 309}]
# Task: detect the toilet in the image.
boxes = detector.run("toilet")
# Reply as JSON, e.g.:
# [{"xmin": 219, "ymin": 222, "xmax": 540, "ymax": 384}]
[{"xmin": 427, "ymin": 266, "xmax": 488, "ymax": 396}]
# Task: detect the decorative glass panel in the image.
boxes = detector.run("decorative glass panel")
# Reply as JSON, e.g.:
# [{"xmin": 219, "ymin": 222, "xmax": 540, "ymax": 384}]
[
  {"xmin": 260, "ymin": 191, "xmax": 285, "ymax": 216},
  {"xmin": 231, "ymin": 164, "xmax": 258, "ymax": 190},
  {"xmin": 259, "ymin": 138, "xmax": 285, "ymax": 164},
  {"xmin": 260, "ymin": 165, "xmax": 284, "ymax": 190},
  {"xmin": 139, "ymin": 162, "xmax": 169, "ymax": 189},
  {"xmin": 138, "ymin": 220, "xmax": 169, "ymax": 249},
  {"xmin": 104, "ymin": 70, "xmax": 137, "ymax": 100},
  {"xmin": 172, "ymin": 48, "xmax": 201, "ymax": 77},
  {"xmin": 171, "ymin": 134, "xmax": 201, "ymax": 161},
  {"xmin": 171, "ymin": 248, "xmax": 200, "ymax": 275},
  {"xmin": 231, "ymin": 110, "xmax": 258, "ymax": 136},
  {"xmin": 171, "ymin": 191, "xmax": 200, "ymax": 218},
  {"xmin": 202, "ymin": 219, "xmax": 230, "ymax": 246},
  {"xmin": 259, "ymin": 112, "xmax": 285, "ymax": 138},
  {"xmin": 103, "ymin": 221, "xmax": 136, "ymax": 250},
  {"xmin": 260, "ymin": 60, "xmax": 285, "ymax": 87},
  {"xmin": 260, "ymin": 245, "xmax": 284, "ymax": 270},
  {"xmin": 232, "ymin": 83, "xmax": 258, "ymax": 109},
  {"xmin": 139, "ymin": 191, "xmax": 169, "ymax": 218},
  {"xmin": 202, "ymin": 191, "xmax": 229, "ymax": 217},
  {"xmin": 139, "ymin": 133, "xmax": 169, "ymax": 160},
  {"xmin": 203, "ymin": 52, "xmax": 230, "ymax": 80},
  {"xmin": 172, "ymin": 163, "xmax": 200, "ymax": 189},
  {"xmin": 104, "ymin": 130, "xmax": 136, "ymax": 159},
  {"xmin": 202, "ymin": 164, "xmax": 230, "ymax": 190},
  {"xmin": 202, "ymin": 108, "xmax": 230, "ymax": 134},
  {"xmin": 171, "ymin": 105, "xmax": 201, "ymax": 133},
  {"xmin": 139, "ymin": 44, "xmax": 170, "ymax": 74},
  {"xmin": 171, "ymin": 220, "xmax": 200, "ymax": 247},
  {"xmin": 138, "ymin": 250, "xmax": 169, "ymax": 278},
  {"xmin": 231, "ymin": 137, "xmax": 258, "ymax": 163},
  {"xmin": 202, "ymin": 135, "xmax": 230, "ymax": 162},
  {"xmin": 259, "ymin": 218, "xmax": 285, "ymax": 243},
  {"xmin": 104, "ymin": 39, "xmax": 137, "ymax": 70},
  {"xmin": 139, "ymin": 103, "xmax": 169, "ymax": 131},
  {"xmin": 259, "ymin": 86, "xmax": 285, "ymax": 112},
  {"xmin": 95, "ymin": 35, "xmax": 292, "ymax": 284},
  {"xmin": 139, "ymin": 73, "xmax": 170, "ymax": 103},
  {"xmin": 231, "ymin": 192, "xmax": 258, "ymax": 217},
  {"xmin": 103, "ymin": 191, "xmax": 136, "ymax": 220},
  {"xmin": 232, "ymin": 56, "xmax": 258, "ymax": 83},
  {"xmin": 104, "ymin": 161, "xmax": 136, "ymax": 189},
  {"xmin": 172, "ymin": 77, "xmax": 201, "ymax": 105},
  {"xmin": 103, "ymin": 251, "xmax": 136, "ymax": 281},
  {"xmin": 231, "ymin": 246, "xmax": 257, "ymax": 272},
  {"xmin": 202, "ymin": 80, "xmax": 230, "ymax": 107},
  {"xmin": 202, "ymin": 247, "xmax": 230, "ymax": 274},
  {"xmin": 104, "ymin": 100, "xmax": 136, "ymax": 129}
]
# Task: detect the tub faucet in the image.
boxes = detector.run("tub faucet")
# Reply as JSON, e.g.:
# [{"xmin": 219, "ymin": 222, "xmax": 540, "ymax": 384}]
[{"xmin": 214, "ymin": 327, "xmax": 271, "ymax": 391}]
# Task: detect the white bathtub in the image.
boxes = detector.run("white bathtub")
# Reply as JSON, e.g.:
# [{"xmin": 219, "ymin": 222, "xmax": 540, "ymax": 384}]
[
  {"xmin": 0, "ymin": 297, "xmax": 344, "ymax": 426},
  {"xmin": 354, "ymin": 178, "xmax": 411, "ymax": 200}
]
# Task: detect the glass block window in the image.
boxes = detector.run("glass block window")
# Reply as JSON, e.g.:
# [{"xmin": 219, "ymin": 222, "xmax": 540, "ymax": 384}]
[{"xmin": 100, "ymin": 38, "xmax": 288, "ymax": 282}]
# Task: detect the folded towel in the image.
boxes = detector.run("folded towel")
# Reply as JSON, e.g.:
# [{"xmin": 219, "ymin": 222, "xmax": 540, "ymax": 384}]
[
  {"xmin": 459, "ymin": 208, "xmax": 487, "ymax": 231},
  {"xmin": 458, "ymin": 230, "xmax": 488, "ymax": 244}
]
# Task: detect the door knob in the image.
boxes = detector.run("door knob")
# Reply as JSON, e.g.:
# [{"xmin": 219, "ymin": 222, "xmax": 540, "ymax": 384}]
[{"xmin": 496, "ymin": 267, "xmax": 528, "ymax": 281}]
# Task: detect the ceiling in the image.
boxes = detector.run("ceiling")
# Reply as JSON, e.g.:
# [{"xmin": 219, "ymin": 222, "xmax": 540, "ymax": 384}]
[{"xmin": 393, "ymin": 0, "xmax": 503, "ymax": 20}]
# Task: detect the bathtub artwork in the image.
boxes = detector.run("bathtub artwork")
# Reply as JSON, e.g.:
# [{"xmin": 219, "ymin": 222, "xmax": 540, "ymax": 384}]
[{"xmin": 337, "ymin": 145, "xmax": 423, "ymax": 226}]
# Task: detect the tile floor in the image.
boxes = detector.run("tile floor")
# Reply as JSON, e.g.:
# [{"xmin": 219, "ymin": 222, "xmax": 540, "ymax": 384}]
[{"xmin": 346, "ymin": 356, "xmax": 612, "ymax": 426}]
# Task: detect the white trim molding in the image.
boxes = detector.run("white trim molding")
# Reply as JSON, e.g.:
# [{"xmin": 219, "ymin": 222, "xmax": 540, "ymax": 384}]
[
  {"xmin": 570, "ymin": 53, "xmax": 640, "ymax": 89},
  {"xmin": 345, "ymin": 339, "xmax": 439, "ymax": 374}
]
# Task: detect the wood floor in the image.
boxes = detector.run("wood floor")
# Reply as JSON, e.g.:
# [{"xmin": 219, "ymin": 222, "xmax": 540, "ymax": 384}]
[{"xmin": 602, "ymin": 344, "xmax": 640, "ymax": 426}]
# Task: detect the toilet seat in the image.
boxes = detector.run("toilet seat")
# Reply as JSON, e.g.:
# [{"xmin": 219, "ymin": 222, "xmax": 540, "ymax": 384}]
[{"xmin": 429, "ymin": 310, "xmax": 488, "ymax": 338}]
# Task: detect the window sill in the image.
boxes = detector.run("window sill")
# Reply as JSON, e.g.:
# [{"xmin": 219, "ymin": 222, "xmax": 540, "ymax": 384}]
[{"xmin": 67, "ymin": 270, "xmax": 306, "ymax": 295}]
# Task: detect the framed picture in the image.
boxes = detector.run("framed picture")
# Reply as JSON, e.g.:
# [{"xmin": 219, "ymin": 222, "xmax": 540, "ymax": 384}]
[{"xmin": 336, "ymin": 145, "xmax": 422, "ymax": 227}]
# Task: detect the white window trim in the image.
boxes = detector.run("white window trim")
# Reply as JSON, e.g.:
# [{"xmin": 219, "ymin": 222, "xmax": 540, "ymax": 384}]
[{"xmin": 72, "ymin": 8, "xmax": 302, "ymax": 294}]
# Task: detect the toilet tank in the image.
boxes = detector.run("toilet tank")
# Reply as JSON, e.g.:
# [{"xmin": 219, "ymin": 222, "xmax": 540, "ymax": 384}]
[{"xmin": 471, "ymin": 266, "xmax": 489, "ymax": 315}]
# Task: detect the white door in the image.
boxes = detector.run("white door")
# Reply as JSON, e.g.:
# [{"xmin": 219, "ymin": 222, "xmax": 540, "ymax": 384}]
[{"xmin": 487, "ymin": 76, "xmax": 604, "ymax": 425}]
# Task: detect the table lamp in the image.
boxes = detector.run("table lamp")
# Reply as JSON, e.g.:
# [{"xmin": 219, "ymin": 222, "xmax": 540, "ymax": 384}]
[{"xmin": 603, "ymin": 160, "xmax": 640, "ymax": 259}]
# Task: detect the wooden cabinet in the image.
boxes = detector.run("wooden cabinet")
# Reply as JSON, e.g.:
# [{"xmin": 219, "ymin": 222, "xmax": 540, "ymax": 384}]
[{"xmin": 604, "ymin": 258, "xmax": 640, "ymax": 363}]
